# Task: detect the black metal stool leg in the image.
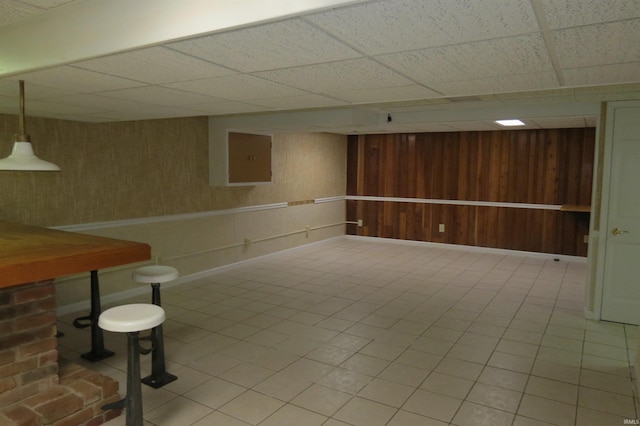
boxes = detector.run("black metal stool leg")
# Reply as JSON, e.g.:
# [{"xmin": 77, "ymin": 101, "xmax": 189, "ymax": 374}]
[
  {"xmin": 102, "ymin": 331, "xmax": 143, "ymax": 426},
  {"xmin": 141, "ymin": 283, "xmax": 177, "ymax": 388},
  {"xmin": 78, "ymin": 270, "xmax": 114, "ymax": 362}
]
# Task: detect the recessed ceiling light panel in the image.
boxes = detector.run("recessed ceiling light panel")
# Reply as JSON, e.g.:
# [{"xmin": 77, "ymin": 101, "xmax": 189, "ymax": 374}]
[{"xmin": 495, "ymin": 119, "xmax": 525, "ymax": 126}]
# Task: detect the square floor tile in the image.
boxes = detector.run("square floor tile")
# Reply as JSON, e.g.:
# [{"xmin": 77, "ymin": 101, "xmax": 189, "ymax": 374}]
[
  {"xmin": 578, "ymin": 386, "xmax": 636, "ymax": 418},
  {"xmin": 291, "ymin": 384, "xmax": 352, "ymax": 416},
  {"xmin": 184, "ymin": 377, "xmax": 246, "ymax": 409},
  {"xmin": 525, "ymin": 376, "xmax": 578, "ymax": 404},
  {"xmin": 378, "ymin": 362, "xmax": 430, "ymax": 387},
  {"xmin": 451, "ymin": 401, "xmax": 515, "ymax": 426},
  {"xmin": 145, "ymin": 397, "xmax": 212, "ymax": 426},
  {"xmin": 260, "ymin": 404, "xmax": 327, "ymax": 426},
  {"xmin": 402, "ymin": 389, "xmax": 463, "ymax": 422},
  {"xmin": 219, "ymin": 390, "xmax": 284, "ymax": 424},
  {"xmin": 358, "ymin": 377, "xmax": 414, "ymax": 407},
  {"xmin": 466, "ymin": 382, "xmax": 521, "ymax": 413},
  {"xmin": 517, "ymin": 394, "xmax": 576, "ymax": 426},
  {"xmin": 387, "ymin": 410, "xmax": 448, "ymax": 426},
  {"xmin": 317, "ymin": 367, "xmax": 372, "ymax": 394},
  {"xmin": 420, "ymin": 372, "xmax": 474, "ymax": 399},
  {"xmin": 435, "ymin": 358, "xmax": 484, "ymax": 381},
  {"xmin": 334, "ymin": 396, "xmax": 397, "ymax": 426},
  {"xmin": 252, "ymin": 371, "xmax": 311, "ymax": 402}
]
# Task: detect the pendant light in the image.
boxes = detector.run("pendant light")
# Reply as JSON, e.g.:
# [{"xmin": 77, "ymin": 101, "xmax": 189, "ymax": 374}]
[{"xmin": 0, "ymin": 80, "xmax": 60, "ymax": 171}]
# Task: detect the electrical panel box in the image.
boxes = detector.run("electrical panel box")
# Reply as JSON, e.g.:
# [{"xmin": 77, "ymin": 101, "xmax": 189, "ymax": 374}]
[{"xmin": 227, "ymin": 131, "xmax": 272, "ymax": 185}]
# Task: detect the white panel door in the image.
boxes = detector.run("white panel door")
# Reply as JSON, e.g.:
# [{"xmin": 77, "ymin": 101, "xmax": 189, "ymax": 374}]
[{"xmin": 601, "ymin": 102, "xmax": 640, "ymax": 324}]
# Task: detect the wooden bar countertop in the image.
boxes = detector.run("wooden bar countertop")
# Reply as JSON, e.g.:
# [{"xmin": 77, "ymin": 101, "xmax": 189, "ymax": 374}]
[{"xmin": 0, "ymin": 221, "xmax": 151, "ymax": 288}]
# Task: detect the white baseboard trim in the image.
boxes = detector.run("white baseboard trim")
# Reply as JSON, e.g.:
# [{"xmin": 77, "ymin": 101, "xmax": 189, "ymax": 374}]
[{"xmin": 345, "ymin": 235, "xmax": 587, "ymax": 263}]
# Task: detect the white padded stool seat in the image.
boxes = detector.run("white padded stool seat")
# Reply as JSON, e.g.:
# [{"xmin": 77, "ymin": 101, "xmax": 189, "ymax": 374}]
[
  {"xmin": 133, "ymin": 265, "xmax": 178, "ymax": 284},
  {"xmin": 99, "ymin": 304, "xmax": 165, "ymax": 333}
]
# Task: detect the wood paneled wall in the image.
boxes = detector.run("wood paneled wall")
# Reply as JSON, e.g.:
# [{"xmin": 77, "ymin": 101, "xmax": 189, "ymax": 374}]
[{"xmin": 346, "ymin": 128, "xmax": 595, "ymax": 256}]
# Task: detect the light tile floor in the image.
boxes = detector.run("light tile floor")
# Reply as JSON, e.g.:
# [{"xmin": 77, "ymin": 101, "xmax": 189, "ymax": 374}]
[{"xmin": 57, "ymin": 238, "xmax": 640, "ymax": 426}]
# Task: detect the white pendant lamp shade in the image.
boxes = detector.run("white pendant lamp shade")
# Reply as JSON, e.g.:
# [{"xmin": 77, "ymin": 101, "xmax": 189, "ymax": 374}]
[
  {"xmin": 0, "ymin": 141, "xmax": 61, "ymax": 171},
  {"xmin": 0, "ymin": 80, "xmax": 61, "ymax": 171}
]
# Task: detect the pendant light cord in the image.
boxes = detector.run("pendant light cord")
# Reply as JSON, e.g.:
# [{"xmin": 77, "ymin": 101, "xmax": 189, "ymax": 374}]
[{"xmin": 17, "ymin": 80, "xmax": 30, "ymax": 142}]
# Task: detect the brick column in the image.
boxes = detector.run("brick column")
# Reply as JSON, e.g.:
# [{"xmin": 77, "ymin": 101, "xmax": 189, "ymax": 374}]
[{"xmin": 0, "ymin": 280, "xmax": 58, "ymax": 408}]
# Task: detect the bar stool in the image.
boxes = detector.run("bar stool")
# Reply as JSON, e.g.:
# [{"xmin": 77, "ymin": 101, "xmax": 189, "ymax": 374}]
[
  {"xmin": 132, "ymin": 265, "xmax": 178, "ymax": 388},
  {"xmin": 99, "ymin": 303, "xmax": 165, "ymax": 426}
]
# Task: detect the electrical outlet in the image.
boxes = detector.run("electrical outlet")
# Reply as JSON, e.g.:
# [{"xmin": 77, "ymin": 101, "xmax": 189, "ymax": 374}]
[
  {"xmin": 439, "ymin": 223, "xmax": 445, "ymax": 232},
  {"xmin": 357, "ymin": 219, "xmax": 363, "ymax": 227}
]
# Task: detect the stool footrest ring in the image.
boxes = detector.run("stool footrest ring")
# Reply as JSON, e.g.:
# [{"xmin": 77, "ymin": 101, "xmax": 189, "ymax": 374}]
[
  {"xmin": 73, "ymin": 315, "xmax": 92, "ymax": 329},
  {"xmin": 101, "ymin": 398, "xmax": 125, "ymax": 411},
  {"xmin": 138, "ymin": 334, "xmax": 155, "ymax": 355}
]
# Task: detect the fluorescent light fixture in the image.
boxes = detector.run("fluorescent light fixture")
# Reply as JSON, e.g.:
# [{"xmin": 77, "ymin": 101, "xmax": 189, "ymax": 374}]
[{"xmin": 495, "ymin": 119, "xmax": 525, "ymax": 127}]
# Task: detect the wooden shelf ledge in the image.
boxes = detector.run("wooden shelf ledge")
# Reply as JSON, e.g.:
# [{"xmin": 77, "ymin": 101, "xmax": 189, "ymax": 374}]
[{"xmin": 560, "ymin": 204, "xmax": 591, "ymax": 213}]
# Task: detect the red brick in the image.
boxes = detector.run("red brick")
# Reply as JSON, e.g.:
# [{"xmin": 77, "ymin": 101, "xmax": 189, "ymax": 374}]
[
  {"xmin": 58, "ymin": 359, "xmax": 83, "ymax": 381},
  {"xmin": 0, "ymin": 348, "xmax": 16, "ymax": 366},
  {"xmin": 38, "ymin": 349, "xmax": 58, "ymax": 367},
  {"xmin": 37, "ymin": 297, "xmax": 56, "ymax": 312},
  {"xmin": 23, "ymin": 386, "xmax": 67, "ymax": 408},
  {"xmin": 0, "ymin": 291, "xmax": 11, "ymax": 305},
  {"xmin": 0, "ymin": 357, "xmax": 37, "ymax": 378},
  {"xmin": 1, "ymin": 405, "xmax": 40, "ymax": 426},
  {"xmin": 0, "ymin": 381, "xmax": 41, "ymax": 407},
  {"xmin": 51, "ymin": 406, "xmax": 92, "ymax": 426},
  {"xmin": 0, "ymin": 376, "xmax": 17, "ymax": 393},
  {"xmin": 0, "ymin": 319, "xmax": 14, "ymax": 336},
  {"xmin": 14, "ymin": 283, "xmax": 55, "ymax": 304},
  {"xmin": 65, "ymin": 379, "xmax": 100, "ymax": 405},
  {"xmin": 21, "ymin": 364, "xmax": 58, "ymax": 387},
  {"xmin": 20, "ymin": 336, "xmax": 57, "ymax": 358},
  {"xmin": 34, "ymin": 393, "xmax": 83, "ymax": 424},
  {"xmin": 84, "ymin": 374, "xmax": 119, "ymax": 398},
  {"xmin": 16, "ymin": 312, "xmax": 57, "ymax": 332},
  {"xmin": 0, "ymin": 331, "xmax": 35, "ymax": 351}
]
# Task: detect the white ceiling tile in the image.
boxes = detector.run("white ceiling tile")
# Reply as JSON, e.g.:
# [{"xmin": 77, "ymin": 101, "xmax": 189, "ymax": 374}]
[
  {"xmin": 85, "ymin": 106, "xmax": 206, "ymax": 122},
  {"xmin": 168, "ymin": 18, "xmax": 361, "ymax": 72},
  {"xmin": 540, "ymin": 0, "xmax": 640, "ymax": 28},
  {"xmin": 97, "ymin": 86, "xmax": 221, "ymax": 106},
  {"xmin": 451, "ymin": 121, "xmax": 512, "ymax": 131},
  {"xmin": 72, "ymin": 46, "xmax": 235, "ymax": 84},
  {"xmin": 0, "ymin": 79, "xmax": 75, "ymax": 98},
  {"xmin": 431, "ymin": 72, "xmax": 560, "ymax": 96},
  {"xmin": 377, "ymin": 34, "xmax": 554, "ymax": 84},
  {"xmin": 0, "ymin": 1, "xmax": 46, "ymax": 27},
  {"xmin": 188, "ymin": 101, "xmax": 272, "ymax": 115},
  {"xmin": 553, "ymin": 20, "xmax": 640, "ymax": 68},
  {"xmin": 306, "ymin": 0, "xmax": 538, "ymax": 55},
  {"xmin": 46, "ymin": 93, "xmax": 163, "ymax": 112},
  {"xmin": 19, "ymin": 99, "xmax": 108, "ymax": 116},
  {"xmin": 0, "ymin": 0, "xmax": 634, "ymax": 127},
  {"xmin": 12, "ymin": 66, "xmax": 143, "ymax": 93},
  {"xmin": 248, "ymin": 94, "xmax": 348, "ymax": 110},
  {"xmin": 325, "ymin": 85, "xmax": 440, "ymax": 103},
  {"xmin": 166, "ymin": 74, "xmax": 309, "ymax": 100},
  {"xmin": 401, "ymin": 123, "xmax": 466, "ymax": 132},
  {"xmin": 254, "ymin": 58, "xmax": 413, "ymax": 93},
  {"xmin": 563, "ymin": 62, "xmax": 640, "ymax": 86},
  {"xmin": 530, "ymin": 116, "xmax": 591, "ymax": 128}
]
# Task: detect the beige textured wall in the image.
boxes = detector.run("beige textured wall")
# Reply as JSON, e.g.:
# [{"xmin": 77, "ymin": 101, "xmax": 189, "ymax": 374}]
[
  {"xmin": 0, "ymin": 113, "xmax": 347, "ymax": 309},
  {"xmin": 0, "ymin": 114, "xmax": 346, "ymax": 226}
]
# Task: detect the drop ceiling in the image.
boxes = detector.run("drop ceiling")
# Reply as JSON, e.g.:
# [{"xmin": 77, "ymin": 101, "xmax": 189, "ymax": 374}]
[{"xmin": 0, "ymin": 0, "xmax": 639, "ymax": 134}]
